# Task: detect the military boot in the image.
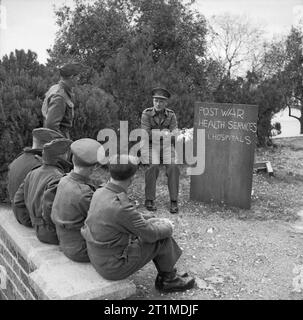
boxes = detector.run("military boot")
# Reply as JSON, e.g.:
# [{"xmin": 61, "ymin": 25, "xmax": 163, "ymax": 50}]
[
  {"xmin": 155, "ymin": 269, "xmax": 195, "ymax": 293},
  {"xmin": 145, "ymin": 200, "xmax": 157, "ymax": 211},
  {"xmin": 170, "ymin": 200, "xmax": 178, "ymax": 214}
]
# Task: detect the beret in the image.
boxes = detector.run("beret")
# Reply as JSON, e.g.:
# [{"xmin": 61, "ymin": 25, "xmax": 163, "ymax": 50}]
[
  {"xmin": 43, "ymin": 138, "xmax": 72, "ymax": 159},
  {"xmin": 71, "ymin": 138, "xmax": 103, "ymax": 166},
  {"xmin": 109, "ymin": 155, "xmax": 139, "ymax": 180},
  {"xmin": 32, "ymin": 128, "xmax": 64, "ymax": 146},
  {"xmin": 59, "ymin": 63, "xmax": 83, "ymax": 77},
  {"xmin": 152, "ymin": 87, "xmax": 171, "ymax": 99}
]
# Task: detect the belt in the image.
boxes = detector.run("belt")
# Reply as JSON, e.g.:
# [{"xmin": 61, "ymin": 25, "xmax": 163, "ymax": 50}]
[{"xmin": 121, "ymin": 234, "xmax": 133, "ymax": 261}]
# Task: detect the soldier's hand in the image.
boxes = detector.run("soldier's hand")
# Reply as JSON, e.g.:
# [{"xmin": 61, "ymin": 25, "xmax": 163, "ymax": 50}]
[{"xmin": 160, "ymin": 218, "xmax": 174, "ymax": 229}]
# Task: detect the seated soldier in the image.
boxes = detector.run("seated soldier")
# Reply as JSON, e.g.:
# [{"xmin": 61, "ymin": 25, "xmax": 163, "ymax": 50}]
[
  {"xmin": 9, "ymin": 128, "xmax": 63, "ymax": 226},
  {"xmin": 13, "ymin": 138, "xmax": 72, "ymax": 245},
  {"xmin": 81, "ymin": 154, "xmax": 195, "ymax": 293},
  {"xmin": 51, "ymin": 138, "xmax": 105, "ymax": 262}
]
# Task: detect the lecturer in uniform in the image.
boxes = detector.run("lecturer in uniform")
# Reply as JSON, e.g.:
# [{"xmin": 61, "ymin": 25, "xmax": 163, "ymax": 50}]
[{"xmin": 141, "ymin": 87, "xmax": 180, "ymax": 214}]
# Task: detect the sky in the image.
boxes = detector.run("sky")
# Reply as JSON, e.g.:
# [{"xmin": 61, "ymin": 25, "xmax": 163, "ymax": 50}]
[{"xmin": 0, "ymin": 0, "xmax": 303, "ymax": 64}]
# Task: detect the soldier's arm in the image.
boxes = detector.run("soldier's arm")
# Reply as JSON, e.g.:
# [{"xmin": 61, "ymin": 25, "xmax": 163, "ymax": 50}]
[
  {"xmin": 78, "ymin": 187, "xmax": 94, "ymax": 218},
  {"xmin": 44, "ymin": 95, "xmax": 66, "ymax": 134},
  {"xmin": 169, "ymin": 112, "xmax": 178, "ymax": 133},
  {"xmin": 42, "ymin": 175, "xmax": 63, "ymax": 226},
  {"xmin": 13, "ymin": 181, "xmax": 32, "ymax": 227},
  {"xmin": 141, "ymin": 111, "xmax": 152, "ymax": 140},
  {"xmin": 119, "ymin": 202, "xmax": 173, "ymax": 243}
]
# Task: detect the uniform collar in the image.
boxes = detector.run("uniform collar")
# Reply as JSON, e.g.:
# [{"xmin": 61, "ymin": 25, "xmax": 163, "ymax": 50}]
[
  {"xmin": 105, "ymin": 182, "xmax": 127, "ymax": 194},
  {"xmin": 42, "ymin": 158, "xmax": 72, "ymax": 173},
  {"xmin": 69, "ymin": 171, "xmax": 92, "ymax": 185},
  {"xmin": 23, "ymin": 147, "xmax": 42, "ymax": 156},
  {"xmin": 59, "ymin": 80, "xmax": 72, "ymax": 96},
  {"xmin": 151, "ymin": 107, "xmax": 168, "ymax": 117}
]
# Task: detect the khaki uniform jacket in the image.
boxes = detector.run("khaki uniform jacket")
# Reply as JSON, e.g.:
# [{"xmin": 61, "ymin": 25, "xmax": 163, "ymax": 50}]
[
  {"xmin": 81, "ymin": 182, "xmax": 173, "ymax": 280},
  {"xmin": 8, "ymin": 148, "xmax": 42, "ymax": 226},
  {"xmin": 13, "ymin": 161, "xmax": 69, "ymax": 244},
  {"xmin": 41, "ymin": 80, "xmax": 74, "ymax": 138},
  {"xmin": 141, "ymin": 107, "xmax": 178, "ymax": 141},
  {"xmin": 51, "ymin": 172, "xmax": 96, "ymax": 262}
]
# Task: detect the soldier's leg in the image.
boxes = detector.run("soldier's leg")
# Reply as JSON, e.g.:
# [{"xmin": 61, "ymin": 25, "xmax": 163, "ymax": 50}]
[
  {"xmin": 152, "ymin": 237, "xmax": 182, "ymax": 272},
  {"xmin": 163, "ymin": 146, "xmax": 180, "ymax": 201},
  {"xmin": 144, "ymin": 145, "xmax": 160, "ymax": 209},
  {"xmin": 150, "ymin": 237, "xmax": 195, "ymax": 292},
  {"xmin": 145, "ymin": 164, "xmax": 160, "ymax": 201},
  {"xmin": 165, "ymin": 164, "xmax": 180, "ymax": 201}
]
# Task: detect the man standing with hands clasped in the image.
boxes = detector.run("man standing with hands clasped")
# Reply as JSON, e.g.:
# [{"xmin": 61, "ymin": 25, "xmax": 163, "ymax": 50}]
[{"xmin": 141, "ymin": 87, "xmax": 180, "ymax": 214}]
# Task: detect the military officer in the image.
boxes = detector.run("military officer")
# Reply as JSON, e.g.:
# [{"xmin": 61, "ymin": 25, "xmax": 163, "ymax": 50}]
[
  {"xmin": 8, "ymin": 128, "xmax": 64, "ymax": 226},
  {"xmin": 13, "ymin": 138, "xmax": 72, "ymax": 244},
  {"xmin": 141, "ymin": 87, "xmax": 180, "ymax": 213},
  {"xmin": 41, "ymin": 62, "xmax": 83, "ymax": 138},
  {"xmin": 81, "ymin": 154, "xmax": 195, "ymax": 293},
  {"xmin": 51, "ymin": 138, "xmax": 105, "ymax": 262}
]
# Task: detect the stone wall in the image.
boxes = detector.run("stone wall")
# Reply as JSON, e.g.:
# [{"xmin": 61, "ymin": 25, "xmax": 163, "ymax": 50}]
[{"xmin": 0, "ymin": 206, "xmax": 136, "ymax": 300}]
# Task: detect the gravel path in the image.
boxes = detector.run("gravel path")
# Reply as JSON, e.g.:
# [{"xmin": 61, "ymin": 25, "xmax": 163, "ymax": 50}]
[{"xmin": 128, "ymin": 215, "xmax": 303, "ymax": 300}]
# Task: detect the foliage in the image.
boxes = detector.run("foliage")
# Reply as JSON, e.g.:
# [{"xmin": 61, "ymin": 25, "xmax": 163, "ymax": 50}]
[
  {"xmin": 49, "ymin": 0, "xmax": 219, "ymax": 132},
  {"xmin": 0, "ymin": 49, "xmax": 118, "ymax": 202}
]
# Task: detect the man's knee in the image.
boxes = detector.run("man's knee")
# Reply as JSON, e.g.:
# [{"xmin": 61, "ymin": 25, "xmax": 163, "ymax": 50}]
[
  {"xmin": 166, "ymin": 164, "xmax": 179, "ymax": 174},
  {"xmin": 146, "ymin": 164, "xmax": 160, "ymax": 174}
]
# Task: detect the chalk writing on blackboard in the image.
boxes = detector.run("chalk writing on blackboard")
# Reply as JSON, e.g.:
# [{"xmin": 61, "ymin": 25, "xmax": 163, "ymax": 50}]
[{"xmin": 198, "ymin": 106, "xmax": 257, "ymax": 145}]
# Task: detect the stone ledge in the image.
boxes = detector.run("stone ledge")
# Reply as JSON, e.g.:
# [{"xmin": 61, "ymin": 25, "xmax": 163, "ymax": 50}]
[{"xmin": 0, "ymin": 206, "xmax": 136, "ymax": 300}]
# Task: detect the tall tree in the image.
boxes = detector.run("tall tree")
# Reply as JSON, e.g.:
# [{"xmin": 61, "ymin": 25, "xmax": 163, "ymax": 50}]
[
  {"xmin": 49, "ymin": 0, "xmax": 217, "ymax": 130},
  {"xmin": 283, "ymin": 26, "xmax": 303, "ymax": 132},
  {"xmin": 208, "ymin": 13, "xmax": 264, "ymax": 78}
]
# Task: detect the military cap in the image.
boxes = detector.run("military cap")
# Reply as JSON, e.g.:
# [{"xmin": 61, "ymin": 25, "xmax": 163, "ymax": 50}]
[
  {"xmin": 32, "ymin": 128, "xmax": 64, "ymax": 146},
  {"xmin": 43, "ymin": 138, "xmax": 72, "ymax": 160},
  {"xmin": 152, "ymin": 87, "xmax": 171, "ymax": 100},
  {"xmin": 71, "ymin": 138, "xmax": 104, "ymax": 166},
  {"xmin": 109, "ymin": 154, "xmax": 139, "ymax": 181},
  {"xmin": 59, "ymin": 62, "xmax": 83, "ymax": 78}
]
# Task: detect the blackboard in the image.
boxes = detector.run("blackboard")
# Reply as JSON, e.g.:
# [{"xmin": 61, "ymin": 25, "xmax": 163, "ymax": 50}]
[{"xmin": 190, "ymin": 102, "xmax": 259, "ymax": 209}]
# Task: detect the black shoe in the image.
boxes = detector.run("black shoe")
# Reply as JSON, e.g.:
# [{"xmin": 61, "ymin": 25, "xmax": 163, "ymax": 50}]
[
  {"xmin": 155, "ymin": 272, "xmax": 195, "ymax": 293},
  {"xmin": 170, "ymin": 201, "xmax": 179, "ymax": 214},
  {"xmin": 145, "ymin": 200, "xmax": 157, "ymax": 211}
]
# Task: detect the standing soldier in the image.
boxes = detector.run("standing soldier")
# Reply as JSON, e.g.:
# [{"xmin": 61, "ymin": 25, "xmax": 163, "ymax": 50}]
[
  {"xmin": 8, "ymin": 128, "xmax": 64, "ymax": 226},
  {"xmin": 81, "ymin": 155, "xmax": 195, "ymax": 292},
  {"xmin": 13, "ymin": 139, "xmax": 72, "ymax": 244},
  {"xmin": 51, "ymin": 138, "xmax": 105, "ymax": 262},
  {"xmin": 41, "ymin": 62, "xmax": 83, "ymax": 138},
  {"xmin": 141, "ymin": 87, "xmax": 180, "ymax": 214}
]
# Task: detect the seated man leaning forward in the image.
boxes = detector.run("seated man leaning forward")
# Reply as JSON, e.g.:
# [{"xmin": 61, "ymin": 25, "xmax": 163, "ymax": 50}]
[
  {"xmin": 13, "ymin": 138, "xmax": 72, "ymax": 245},
  {"xmin": 81, "ymin": 154, "xmax": 195, "ymax": 293},
  {"xmin": 51, "ymin": 138, "xmax": 105, "ymax": 262}
]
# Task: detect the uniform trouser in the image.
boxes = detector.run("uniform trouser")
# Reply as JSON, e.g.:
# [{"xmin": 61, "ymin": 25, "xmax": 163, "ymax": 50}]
[
  {"xmin": 56, "ymin": 226, "xmax": 90, "ymax": 263},
  {"xmin": 12, "ymin": 204, "xmax": 32, "ymax": 228},
  {"xmin": 87, "ymin": 237, "xmax": 182, "ymax": 281},
  {"xmin": 145, "ymin": 164, "xmax": 179, "ymax": 201},
  {"xmin": 141, "ymin": 142, "xmax": 180, "ymax": 201},
  {"xmin": 35, "ymin": 224, "xmax": 59, "ymax": 245}
]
